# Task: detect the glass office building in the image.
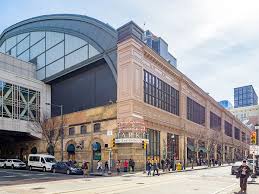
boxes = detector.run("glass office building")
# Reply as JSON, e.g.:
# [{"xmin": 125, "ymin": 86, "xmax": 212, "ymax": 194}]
[
  {"xmin": 144, "ymin": 30, "xmax": 177, "ymax": 68},
  {"xmin": 234, "ymin": 85, "xmax": 258, "ymax": 108},
  {"xmin": 219, "ymin": 100, "xmax": 233, "ymax": 109}
]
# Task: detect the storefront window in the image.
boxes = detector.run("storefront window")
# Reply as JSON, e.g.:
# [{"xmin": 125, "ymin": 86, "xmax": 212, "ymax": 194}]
[
  {"xmin": 147, "ymin": 129, "xmax": 160, "ymax": 161},
  {"xmin": 167, "ymin": 133, "xmax": 179, "ymax": 160}
]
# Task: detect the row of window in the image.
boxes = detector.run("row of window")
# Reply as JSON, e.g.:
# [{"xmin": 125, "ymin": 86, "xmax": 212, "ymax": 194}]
[
  {"xmin": 144, "ymin": 70, "xmax": 179, "ymax": 115},
  {"xmin": 142, "ymin": 70, "xmax": 249, "ymax": 141},
  {"xmin": 68, "ymin": 123, "xmax": 101, "ymax": 136}
]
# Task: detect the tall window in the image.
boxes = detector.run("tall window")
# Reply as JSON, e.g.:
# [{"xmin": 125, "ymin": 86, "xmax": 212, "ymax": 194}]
[
  {"xmin": 144, "ymin": 70, "xmax": 179, "ymax": 115},
  {"xmin": 68, "ymin": 127, "xmax": 75, "ymax": 136},
  {"xmin": 187, "ymin": 97, "xmax": 205, "ymax": 126},
  {"xmin": 80, "ymin": 125, "xmax": 87, "ymax": 134},
  {"xmin": 210, "ymin": 112, "xmax": 221, "ymax": 131},
  {"xmin": 242, "ymin": 132, "xmax": 246, "ymax": 142},
  {"xmin": 234, "ymin": 127, "xmax": 240, "ymax": 140},
  {"xmin": 94, "ymin": 123, "xmax": 101, "ymax": 133},
  {"xmin": 147, "ymin": 129, "xmax": 160, "ymax": 161},
  {"xmin": 224, "ymin": 121, "xmax": 232, "ymax": 137}
]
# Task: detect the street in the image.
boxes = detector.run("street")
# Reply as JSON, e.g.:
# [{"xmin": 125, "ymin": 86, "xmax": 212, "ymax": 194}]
[
  {"xmin": 0, "ymin": 168, "xmax": 83, "ymax": 186},
  {"xmin": 1, "ymin": 166, "xmax": 258, "ymax": 194}
]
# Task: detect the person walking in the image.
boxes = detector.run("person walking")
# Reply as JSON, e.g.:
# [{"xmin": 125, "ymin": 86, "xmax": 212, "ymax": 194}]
[
  {"xmin": 82, "ymin": 160, "xmax": 89, "ymax": 178},
  {"xmin": 153, "ymin": 160, "xmax": 160, "ymax": 176},
  {"xmin": 104, "ymin": 161, "xmax": 109, "ymax": 173},
  {"xmin": 123, "ymin": 159, "xmax": 129, "ymax": 172},
  {"xmin": 131, "ymin": 159, "xmax": 135, "ymax": 172},
  {"xmin": 147, "ymin": 160, "xmax": 152, "ymax": 176},
  {"xmin": 237, "ymin": 160, "xmax": 251, "ymax": 193},
  {"xmin": 116, "ymin": 160, "xmax": 121, "ymax": 175},
  {"xmin": 161, "ymin": 159, "xmax": 165, "ymax": 172},
  {"xmin": 97, "ymin": 160, "xmax": 103, "ymax": 173}
]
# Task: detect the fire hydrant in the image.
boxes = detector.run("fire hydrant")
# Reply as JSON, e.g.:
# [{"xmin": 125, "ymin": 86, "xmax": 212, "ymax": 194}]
[{"xmin": 176, "ymin": 162, "xmax": 182, "ymax": 171}]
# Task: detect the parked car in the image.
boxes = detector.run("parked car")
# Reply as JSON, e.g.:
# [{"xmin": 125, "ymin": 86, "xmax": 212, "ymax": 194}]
[
  {"xmin": 0, "ymin": 159, "xmax": 6, "ymax": 168},
  {"xmin": 4, "ymin": 159, "xmax": 26, "ymax": 169},
  {"xmin": 247, "ymin": 158, "xmax": 259, "ymax": 175},
  {"xmin": 52, "ymin": 162, "xmax": 83, "ymax": 175},
  {"xmin": 231, "ymin": 161, "xmax": 253, "ymax": 175},
  {"xmin": 28, "ymin": 154, "xmax": 56, "ymax": 172}
]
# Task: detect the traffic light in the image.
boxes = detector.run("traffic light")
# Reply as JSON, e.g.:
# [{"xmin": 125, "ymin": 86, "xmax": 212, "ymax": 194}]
[
  {"xmin": 112, "ymin": 138, "xmax": 116, "ymax": 148},
  {"xmin": 251, "ymin": 132, "xmax": 256, "ymax": 145},
  {"xmin": 142, "ymin": 140, "xmax": 147, "ymax": 149}
]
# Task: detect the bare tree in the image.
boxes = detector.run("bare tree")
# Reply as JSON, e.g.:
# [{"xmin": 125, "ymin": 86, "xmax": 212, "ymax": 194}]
[
  {"xmin": 191, "ymin": 129, "xmax": 208, "ymax": 168},
  {"xmin": 207, "ymin": 130, "xmax": 222, "ymax": 166},
  {"xmin": 29, "ymin": 112, "xmax": 64, "ymax": 156}
]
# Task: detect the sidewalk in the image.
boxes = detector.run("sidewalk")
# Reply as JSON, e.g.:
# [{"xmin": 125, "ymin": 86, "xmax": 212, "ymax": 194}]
[{"xmin": 120, "ymin": 163, "xmax": 231, "ymax": 177}]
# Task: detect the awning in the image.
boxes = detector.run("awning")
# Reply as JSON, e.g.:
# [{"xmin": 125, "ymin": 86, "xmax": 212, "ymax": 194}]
[
  {"xmin": 187, "ymin": 144, "xmax": 195, "ymax": 151},
  {"xmin": 199, "ymin": 147, "xmax": 207, "ymax": 153},
  {"xmin": 67, "ymin": 144, "xmax": 75, "ymax": 153}
]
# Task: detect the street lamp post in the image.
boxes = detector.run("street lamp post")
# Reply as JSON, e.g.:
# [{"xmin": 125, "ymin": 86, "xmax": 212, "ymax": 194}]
[
  {"xmin": 171, "ymin": 134, "xmax": 175, "ymax": 171},
  {"xmin": 46, "ymin": 103, "xmax": 64, "ymax": 161}
]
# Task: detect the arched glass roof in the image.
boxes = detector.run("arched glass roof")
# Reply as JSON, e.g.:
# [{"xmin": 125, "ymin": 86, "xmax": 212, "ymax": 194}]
[{"xmin": 0, "ymin": 31, "xmax": 100, "ymax": 80}]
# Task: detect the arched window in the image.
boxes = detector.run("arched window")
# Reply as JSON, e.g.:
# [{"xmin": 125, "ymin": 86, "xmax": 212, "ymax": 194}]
[
  {"xmin": 67, "ymin": 144, "xmax": 75, "ymax": 154},
  {"xmin": 92, "ymin": 142, "xmax": 101, "ymax": 160},
  {"xmin": 0, "ymin": 31, "xmax": 100, "ymax": 80}
]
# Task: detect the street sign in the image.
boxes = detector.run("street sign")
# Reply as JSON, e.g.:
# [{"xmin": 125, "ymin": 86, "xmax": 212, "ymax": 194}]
[
  {"xmin": 107, "ymin": 130, "xmax": 113, "ymax": 136},
  {"xmin": 250, "ymin": 145, "xmax": 259, "ymax": 155}
]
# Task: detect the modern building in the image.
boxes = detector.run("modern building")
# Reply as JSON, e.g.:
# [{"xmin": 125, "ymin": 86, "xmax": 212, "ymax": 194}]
[
  {"xmin": 0, "ymin": 14, "xmax": 252, "ymax": 170},
  {"xmin": 0, "ymin": 52, "xmax": 50, "ymax": 158},
  {"xmin": 144, "ymin": 30, "xmax": 177, "ymax": 68},
  {"xmin": 234, "ymin": 85, "xmax": 258, "ymax": 108},
  {"xmin": 219, "ymin": 100, "xmax": 233, "ymax": 109}
]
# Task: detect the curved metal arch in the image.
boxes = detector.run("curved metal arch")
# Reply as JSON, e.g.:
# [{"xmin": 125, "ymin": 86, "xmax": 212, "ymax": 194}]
[{"xmin": 0, "ymin": 14, "xmax": 118, "ymax": 82}]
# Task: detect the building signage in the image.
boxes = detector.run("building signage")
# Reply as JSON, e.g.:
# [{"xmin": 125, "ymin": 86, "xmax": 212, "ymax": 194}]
[
  {"xmin": 115, "ymin": 120, "xmax": 149, "ymax": 144},
  {"xmin": 250, "ymin": 145, "xmax": 259, "ymax": 155}
]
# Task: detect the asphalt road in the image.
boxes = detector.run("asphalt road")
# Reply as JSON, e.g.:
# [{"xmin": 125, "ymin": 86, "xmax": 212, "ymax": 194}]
[
  {"xmin": 1, "ymin": 166, "xmax": 251, "ymax": 194},
  {"xmin": 0, "ymin": 168, "xmax": 84, "ymax": 186}
]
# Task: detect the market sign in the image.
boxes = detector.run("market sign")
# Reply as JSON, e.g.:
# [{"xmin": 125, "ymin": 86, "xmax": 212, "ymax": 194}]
[{"xmin": 115, "ymin": 120, "xmax": 149, "ymax": 144}]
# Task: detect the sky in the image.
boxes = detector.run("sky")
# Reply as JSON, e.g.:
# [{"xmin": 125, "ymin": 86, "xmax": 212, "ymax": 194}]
[{"xmin": 0, "ymin": 0, "xmax": 259, "ymax": 104}]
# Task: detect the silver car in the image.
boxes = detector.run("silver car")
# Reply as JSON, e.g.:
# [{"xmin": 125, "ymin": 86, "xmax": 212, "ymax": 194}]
[{"xmin": 231, "ymin": 161, "xmax": 253, "ymax": 175}]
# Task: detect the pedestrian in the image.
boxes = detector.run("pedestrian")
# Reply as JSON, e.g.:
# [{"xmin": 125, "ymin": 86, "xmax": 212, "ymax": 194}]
[
  {"xmin": 82, "ymin": 160, "xmax": 89, "ymax": 178},
  {"xmin": 116, "ymin": 160, "xmax": 121, "ymax": 175},
  {"xmin": 147, "ymin": 160, "xmax": 152, "ymax": 176},
  {"xmin": 129, "ymin": 159, "xmax": 133, "ymax": 172},
  {"xmin": 237, "ymin": 160, "xmax": 251, "ymax": 193},
  {"xmin": 123, "ymin": 159, "xmax": 129, "ymax": 172},
  {"xmin": 153, "ymin": 160, "xmax": 160, "ymax": 176},
  {"xmin": 97, "ymin": 160, "xmax": 103, "ymax": 172},
  {"xmin": 104, "ymin": 161, "xmax": 109, "ymax": 173},
  {"xmin": 161, "ymin": 159, "xmax": 165, "ymax": 172},
  {"xmin": 131, "ymin": 159, "xmax": 135, "ymax": 172}
]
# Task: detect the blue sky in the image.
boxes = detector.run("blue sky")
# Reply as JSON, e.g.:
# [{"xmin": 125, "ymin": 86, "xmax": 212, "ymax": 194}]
[{"xmin": 1, "ymin": 0, "xmax": 259, "ymax": 104}]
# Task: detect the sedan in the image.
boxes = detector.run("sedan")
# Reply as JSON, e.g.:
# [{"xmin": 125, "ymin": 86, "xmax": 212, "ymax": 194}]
[
  {"xmin": 0, "ymin": 159, "xmax": 6, "ymax": 168},
  {"xmin": 52, "ymin": 162, "xmax": 83, "ymax": 175},
  {"xmin": 4, "ymin": 159, "xmax": 26, "ymax": 169},
  {"xmin": 231, "ymin": 161, "xmax": 253, "ymax": 175}
]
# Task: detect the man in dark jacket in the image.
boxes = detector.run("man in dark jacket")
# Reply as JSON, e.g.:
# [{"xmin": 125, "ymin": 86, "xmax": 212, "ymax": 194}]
[{"xmin": 237, "ymin": 160, "xmax": 251, "ymax": 193}]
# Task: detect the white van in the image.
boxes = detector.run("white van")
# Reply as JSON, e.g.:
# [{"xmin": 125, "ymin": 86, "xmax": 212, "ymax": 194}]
[{"xmin": 28, "ymin": 154, "xmax": 56, "ymax": 172}]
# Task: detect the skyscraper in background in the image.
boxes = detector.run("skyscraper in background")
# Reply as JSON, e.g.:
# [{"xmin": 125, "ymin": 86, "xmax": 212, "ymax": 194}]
[
  {"xmin": 219, "ymin": 100, "xmax": 233, "ymax": 109},
  {"xmin": 144, "ymin": 30, "xmax": 177, "ymax": 68},
  {"xmin": 234, "ymin": 85, "xmax": 258, "ymax": 108}
]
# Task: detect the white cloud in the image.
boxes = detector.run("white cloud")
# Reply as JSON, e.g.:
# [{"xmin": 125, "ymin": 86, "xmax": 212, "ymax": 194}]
[{"xmin": 1, "ymin": 0, "xmax": 259, "ymax": 104}]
